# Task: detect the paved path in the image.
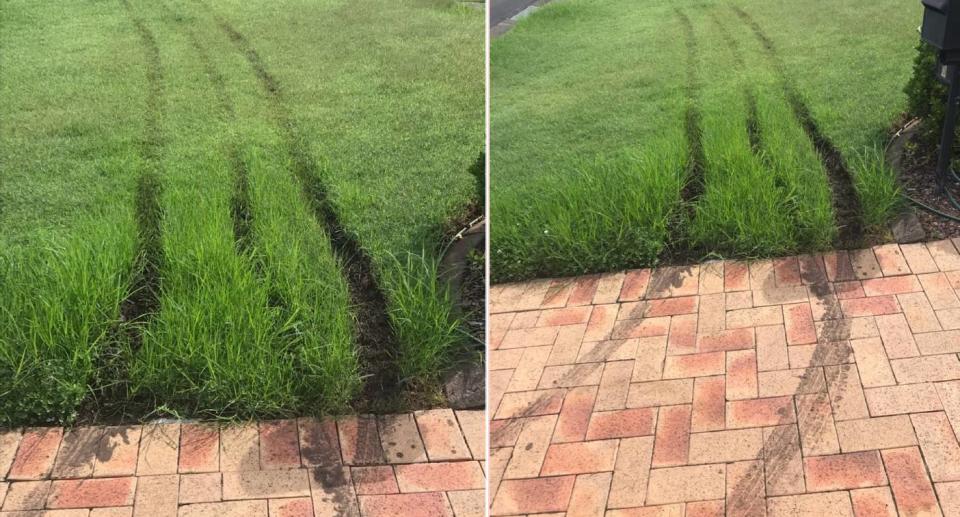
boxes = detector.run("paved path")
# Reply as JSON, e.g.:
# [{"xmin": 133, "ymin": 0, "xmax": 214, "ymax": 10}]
[
  {"xmin": 489, "ymin": 239, "xmax": 960, "ymax": 516},
  {"xmin": 0, "ymin": 410, "xmax": 484, "ymax": 516},
  {"xmin": 490, "ymin": 0, "xmax": 538, "ymax": 26}
]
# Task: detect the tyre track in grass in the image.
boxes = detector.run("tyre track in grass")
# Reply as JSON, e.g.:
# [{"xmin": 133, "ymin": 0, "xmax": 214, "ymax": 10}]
[
  {"xmin": 732, "ymin": 5, "xmax": 864, "ymax": 248},
  {"xmin": 201, "ymin": 4, "xmax": 400, "ymax": 397},
  {"xmin": 708, "ymin": 9, "xmax": 762, "ymax": 155},
  {"xmin": 671, "ymin": 9, "xmax": 705, "ymax": 261},
  {"xmin": 119, "ymin": 0, "xmax": 165, "ymax": 338},
  {"xmin": 156, "ymin": 2, "xmax": 255, "ymax": 258},
  {"xmin": 676, "ymin": 9, "xmax": 705, "ymax": 207}
]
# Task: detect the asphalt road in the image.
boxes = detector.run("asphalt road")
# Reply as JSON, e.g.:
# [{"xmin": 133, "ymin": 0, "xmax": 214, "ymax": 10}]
[{"xmin": 490, "ymin": 0, "xmax": 539, "ymax": 26}]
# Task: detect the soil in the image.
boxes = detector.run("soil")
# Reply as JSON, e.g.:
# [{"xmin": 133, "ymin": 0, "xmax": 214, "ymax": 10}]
[{"xmin": 895, "ymin": 122, "xmax": 960, "ymax": 239}]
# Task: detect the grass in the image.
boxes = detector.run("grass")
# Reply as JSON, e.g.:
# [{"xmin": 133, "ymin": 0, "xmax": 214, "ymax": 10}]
[
  {"xmin": 492, "ymin": 0, "xmax": 920, "ymax": 282},
  {"xmin": 850, "ymin": 147, "xmax": 904, "ymax": 231},
  {"xmin": 382, "ymin": 252, "xmax": 466, "ymax": 385},
  {"xmin": 492, "ymin": 139, "xmax": 687, "ymax": 280},
  {"xmin": 0, "ymin": 0, "xmax": 482, "ymax": 425}
]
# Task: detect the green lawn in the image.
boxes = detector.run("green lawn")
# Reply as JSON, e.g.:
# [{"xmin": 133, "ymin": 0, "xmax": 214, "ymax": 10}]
[
  {"xmin": 0, "ymin": 0, "xmax": 483, "ymax": 425},
  {"xmin": 491, "ymin": 0, "xmax": 919, "ymax": 282}
]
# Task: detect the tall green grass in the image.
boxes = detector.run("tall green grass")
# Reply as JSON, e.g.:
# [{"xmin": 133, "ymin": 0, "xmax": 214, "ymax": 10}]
[
  {"xmin": 689, "ymin": 11, "xmax": 798, "ymax": 257},
  {"xmin": 0, "ymin": 0, "xmax": 480, "ymax": 425},
  {"xmin": 0, "ymin": 223, "xmax": 137, "ymax": 425},
  {"xmin": 244, "ymin": 148, "xmax": 360, "ymax": 412},
  {"xmin": 0, "ymin": 1, "xmax": 144, "ymax": 425},
  {"xmin": 691, "ymin": 113, "xmax": 797, "ymax": 256},
  {"xmin": 850, "ymin": 147, "xmax": 903, "ymax": 231},
  {"xmin": 492, "ymin": 140, "xmax": 686, "ymax": 282},
  {"xmin": 128, "ymin": 6, "xmax": 360, "ymax": 418},
  {"xmin": 382, "ymin": 252, "xmax": 465, "ymax": 385},
  {"xmin": 492, "ymin": 0, "xmax": 920, "ymax": 281},
  {"xmin": 753, "ymin": 89, "xmax": 837, "ymax": 250}
]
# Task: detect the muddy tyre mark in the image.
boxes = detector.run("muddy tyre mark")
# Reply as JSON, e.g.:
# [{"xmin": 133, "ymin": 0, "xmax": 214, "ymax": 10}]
[
  {"xmin": 708, "ymin": 10, "xmax": 761, "ymax": 155},
  {"xmin": 726, "ymin": 257, "xmax": 854, "ymax": 514},
  {"xmin": 676, "ymin": 9, "xmax": 705, "ymax": 205},
  {"xmin": 201, "ymin": 4, "xmax": 400, "ymax": 397},
  {"xmin": 732, "ymin": 5, "xmax": 864, "ymax": 248},
  {"xmin": 120, "ymin": 0, "xmax": 165, "ymax": 335}
]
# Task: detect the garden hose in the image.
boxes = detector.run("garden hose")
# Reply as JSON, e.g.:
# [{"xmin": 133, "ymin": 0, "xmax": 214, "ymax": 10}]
[{"xmin": 888, "ymin": 118, "xmax": 960, "ymax": 222}]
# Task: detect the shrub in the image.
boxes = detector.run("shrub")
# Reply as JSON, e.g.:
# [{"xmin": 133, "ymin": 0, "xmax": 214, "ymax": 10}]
[{"xmin": 904, "ymin": 40, "xmax": 958, "ymax": 150}]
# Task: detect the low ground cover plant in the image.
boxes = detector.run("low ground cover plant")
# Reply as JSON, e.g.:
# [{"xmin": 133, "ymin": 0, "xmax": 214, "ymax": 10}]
[
  {"xmin": 492, "ymin": 0, "xmax": 917, "ymax": 282},
  {"xmin": 0, "ymin": 0, "xmax": 482, "ymax": 425}
]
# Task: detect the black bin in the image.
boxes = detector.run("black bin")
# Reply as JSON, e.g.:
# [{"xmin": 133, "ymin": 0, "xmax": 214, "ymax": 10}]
[{"xmin": 923, "ymin": 0, "xmax": 960, "ymax": 51}]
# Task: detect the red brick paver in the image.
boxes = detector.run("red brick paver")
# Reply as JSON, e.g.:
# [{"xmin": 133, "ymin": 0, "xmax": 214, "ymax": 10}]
[
  {"xmin": 0, "ymin": 410, "xmax": 483, "ymax": 516},
  {"xmin": 490, "ymin": 241, "xmax": 960, "ymax": 516}
]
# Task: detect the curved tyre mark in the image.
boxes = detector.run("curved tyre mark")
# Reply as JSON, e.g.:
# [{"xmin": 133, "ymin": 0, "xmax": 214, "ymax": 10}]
[
  {"xmin": 201, "ymin": 4, "xmax": 400, "ymax": 398},
  {"xmin": 731, "ymin": 5, "xmax": 864, "ymax": 248}
]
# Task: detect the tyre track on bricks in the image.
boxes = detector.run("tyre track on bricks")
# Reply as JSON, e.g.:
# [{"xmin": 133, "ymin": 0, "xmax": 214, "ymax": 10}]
[
  {"xmin": 726, "ymin": 262, "xmax": 855, "ymax": 516},
  {"xmin": 198, "ymin": 3, "xmax": 401, "ymax": 398}
]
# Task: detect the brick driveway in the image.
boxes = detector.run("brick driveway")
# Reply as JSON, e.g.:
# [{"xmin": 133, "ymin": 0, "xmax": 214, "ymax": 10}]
[
  {"xmin": 489, "ymin": 239, "xmax": 960, "ymax": 516},
  {"xmin": 0, "ymin": 410, "xmax": 484, "ymax": 516}
]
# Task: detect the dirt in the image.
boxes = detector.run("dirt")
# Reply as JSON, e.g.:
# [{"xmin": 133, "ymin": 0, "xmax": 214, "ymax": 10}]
[{"xmin": 896, "ymin": 126, "xmax": 960, "ymax": 240}]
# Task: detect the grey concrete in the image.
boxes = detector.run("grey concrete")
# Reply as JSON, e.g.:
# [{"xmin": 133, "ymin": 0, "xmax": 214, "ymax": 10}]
[{"xmin": 490, "ymin": 0, "xmax": 540, "ymax": 26}]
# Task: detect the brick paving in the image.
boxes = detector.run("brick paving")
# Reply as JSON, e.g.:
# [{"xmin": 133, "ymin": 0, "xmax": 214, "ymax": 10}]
[
  {"xmin": 489, "ymin": 239, "xmax": 960, "ymax": 516},
  {"xmin": 0, "ymin": 410, "xmax": 484, "ymax": 516}
]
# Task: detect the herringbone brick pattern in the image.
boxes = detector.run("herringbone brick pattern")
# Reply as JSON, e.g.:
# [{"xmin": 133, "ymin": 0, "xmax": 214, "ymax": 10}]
[
  {"xmin": 0, "ymin": 410, "xmax": 484, "ymax": 517},
  {"xmin": 489, "ymin": 239, "xmax": 960, "ymax": 516}
]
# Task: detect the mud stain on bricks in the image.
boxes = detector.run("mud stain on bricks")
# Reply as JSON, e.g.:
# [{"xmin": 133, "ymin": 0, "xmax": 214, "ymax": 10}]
[
  {"xmin": 200, "ymin": 3, "xmax": 401, "ymax": 398},
  {"xmin": 313, "ymin": 467, "xmax": 359, "ymax": 514},
  {"xmin": 727, "ymin": 261, "xmax": 854, "ymax": 515},
  {"xmin": 731, "ymin": 4, "xmax": 864, "ymax": 249}
]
